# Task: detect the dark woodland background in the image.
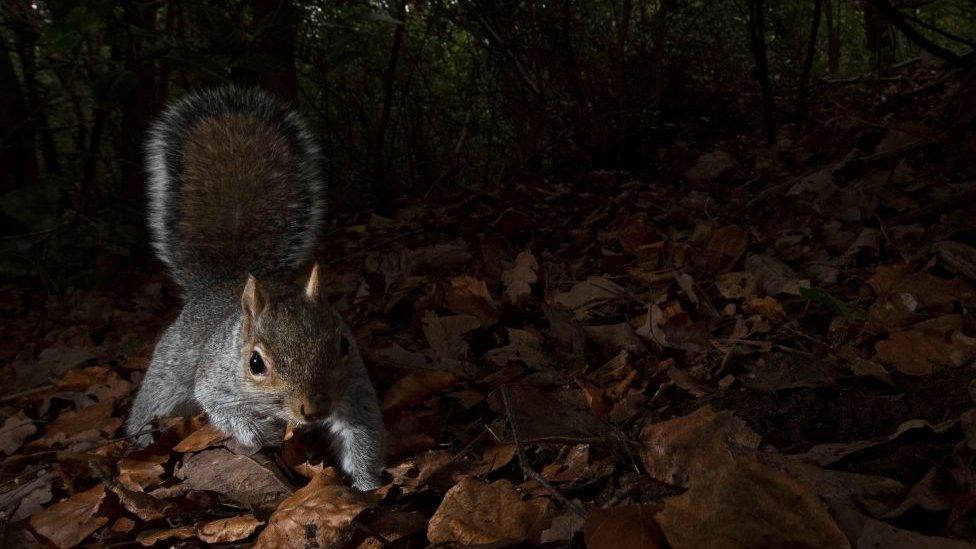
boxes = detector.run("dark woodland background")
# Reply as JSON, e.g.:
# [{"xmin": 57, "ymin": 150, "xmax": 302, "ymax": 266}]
[{"xmin": 0, "ymin": 0, "xmax": 972, "ymax": 289}]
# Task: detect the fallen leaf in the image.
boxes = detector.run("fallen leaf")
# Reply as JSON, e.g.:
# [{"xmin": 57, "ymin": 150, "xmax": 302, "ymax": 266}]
[
  {"xmin": 136, "ymin": 525, "xmax": 196, "ymax": 546},
  {"xmin": 684, "ymin": 151, "xmax": 739, "ymax": 183},
  {"xmin": 745, "ymin": 254, "xmax": 810, "ymax": 296},
  {"xmin": 172, "ymin": 423, "xmax": 229, "ymax": 452},
  {"xmin": 640, "ymin": 406, "xmax": 760, "ymax": 487},
  {"xmin": 867, "ymin": 266, "xmax": 972, "ymax": 330},
  {"xmin": 381, "ymin": 369, "xmax": 457, "ymax": 412},
  {"xmin": 656, "ymin": 459, "xmax": 849, "ymax": 548},
  {"xmin": 714, "ymin": 271, "xmax": 758, "ymax": 299},
  {"xmin": 857, "ymin": 517, "xmax": 971, "ymax": 548},
  {"xmin": 488, "ymin": 385, "xmax": 610, "ymax": 443},
  {"xmin": 255, "ymin": 468, "xmax": 373, "ymax": 548},
  {"xmin": 502, "ymin": 251, "xmax": 539, "ymax": 302},
  {"xmin": 793, "ymin": 418, "xmax": 956, "ymax": 467},
  {"xmin": 12, "ymin": 476, "xmax": 53, "ymax": 521},
  {"xmin": 118, "ymin": 452, "xmax": 168, "ymax": 489},
  {"xmin": 585, "ymin": 504, "xmax": 667, "ymax": 549},
  {"xmin": 174, "ymin": 448, "xmax": 293, "ymax": 509},
  {"xmin": 583, "ymin": 322, "xmax": 646, "ymax": 353},
  {"xmin": 935, "ymin": 241, "xmax": 976, "ymax": 283},
  {"xmin": 618, "ymin": 215, "xmax": 662, "ymax": 254},
  {"xmin": 358, "ymin": 510, "xmax": 427, "ymax": 549},
  {"xmin": 551, "ymin": 277, "xmax": 624, "ymax": 320},
  {"xmin": 703, "ymin": 225, "xmax": 748, "ymax": 271},
  {"xmin": 29, "ymin": 484, "xmax": 108, "ymax": 549},
  {"xmin": 427, "ymin": 477, "xmax": 553, "ymax": 545},
  {"xmin": 485, "ymin": 328, "xmax": 550, "ymax": 370},
  {"xmin": 0, "ymin": 411, "xmax": 37, "ymax": 454},
  {"xmin": 445, "ymin": 276, "xmax": 499, "ymax": 325},
  {"xmin": 423, "ymin": 312, "xmax": 480, "ymax": 360},
  {"xmin": 35, "ymin": 400, "xmax": 120, "ymax": 448},
  {"xmin": 198, "ymin": 514, "xmax": 263, "ymax": 544},
  {"xmin": 875, "ymin": 314, "xmax": 975, "ymax": 375}
]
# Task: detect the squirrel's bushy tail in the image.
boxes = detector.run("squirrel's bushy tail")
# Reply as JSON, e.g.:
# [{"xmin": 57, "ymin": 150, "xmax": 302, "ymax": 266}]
[{"xmin": 145, "ymin": 86, "xmax": 324, "ymax": 293}]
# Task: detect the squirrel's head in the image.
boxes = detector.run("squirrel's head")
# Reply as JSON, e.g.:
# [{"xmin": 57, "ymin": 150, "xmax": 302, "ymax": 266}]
[{"xmin": 238, "ymin": 263, "xmax": 351, "ymax": 426}]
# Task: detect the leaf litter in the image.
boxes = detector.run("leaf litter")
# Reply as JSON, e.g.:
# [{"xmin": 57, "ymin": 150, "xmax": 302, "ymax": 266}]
[{"xmin": 3, "ymin": 63, "xmax": 976, "ymax": 547}]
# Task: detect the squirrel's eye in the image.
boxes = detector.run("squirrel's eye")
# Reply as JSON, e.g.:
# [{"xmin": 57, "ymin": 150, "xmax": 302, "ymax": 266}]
[{"xmin": 249, "ymin": 350, "xmax": 267, "ymax": 376}]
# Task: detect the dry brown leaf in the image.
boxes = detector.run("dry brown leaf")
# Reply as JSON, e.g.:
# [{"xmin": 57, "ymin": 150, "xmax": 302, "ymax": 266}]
[
  {"xmin": 618, "ymin": 215, "xmax": 661, "ymax": 254},
  {"xmin": 197, "ymin": 514, "xmax": 263, "ymax": 544},
  {"xmin": 468, "ymin": 443, "xmax": 517, "ymax": 476},
  {"xmin": 714, "ymin": 271, "xmax": 758, "ymax": 299},
  {"xmin": 656, "ymin": 459, "xmax": 849, "ymax": 548},
  {"xmin": 935, "ymin": 241, "xmax": 976, "ymax": 283},
  {"xmin": 172, "ymin": 423, "xmax": 229, "ymax": 452},
  {"xmin": 487, "ymin": 385, "xmax": 610, "ymax": 443},
  {"xmin": 427, "ymin": 477, "xmax": 553, "ymax": 545},
  {"xmin": 875, "ymin": 314, "xmax": 975, "ymax": 375},
  {"xmin": 502, "ymin": 251, "xmax": 539, "ymax": 302},
  {"xmin": 704, "ymin": 225, "xmax": 748, "ymax": 272},
  {"xmin": 174, "ymin": 448, "xmax": 293, "ymax": 509},
  {"xmin": 29, "ymin": 484, "xmax": 108, "ymax": 548},
  {"xmin": 551, "ymin": 277, "xmax": 623, "ymax": 320},
  {"xmin": 744, "ymin": 254, "xmax": 810, "ymax": 296},
  {"xmin": 583, "ymin": 322, "xmax": 646, "ymax": 353},
  {"xmin": 484, "ymin": 328, "xmax": 550, "ymax": 370},
  {"xmin": 0, "ymin": 411, "xmax": 37, "ymax": 454},
  {"xmin": 381, "ymin": 369, "xmax": 457, "ymax": 413},
  {"xmin": 35, "ymin": 399, "xmax": 120, "ymax": 448},
  {"xmin": 684, "ymin": 150, "xmax": 739, "ymax": 183},
  {"xmin": 136, "ymin": 525, "xmax": 196, "ymax": 546},
  {"xmin": 744, "ymin": 295, "xmax": 786, "ymax": 320},
  {"xmin": 255, "ymin": 468, "xmax": 374, "ymax": 548},
  {"xmin": 12, "ymin": 476, "xmax": 53, "ymax": 521},
  {"xmin": 423, "ymin": 312, "xmax": 480, "ymax": 360},
  {"xmin": 857, "ymin": 517, "xmax": 971, "ymax": 548},
  {"xmin": 358, "ymin": 510, "xmax": 427, "ymax": 549},
  {"xmin": 445, "ymin": 275, "xmax": 499, "ymax": 325},
  {"xmin": 118, "ymin": 452, "xmax": 168, "ymax": 489},
  {"xmin": 867, "ymin": 266, "xmax": 972, "ymax": 330},
  {"xmin": 585, "ymin": 504, "xmax": 667, "ymax": 549},
  {"xmin": 638, "ymin": 302, "xmax": 710, "ymax": 353},
  {"xmin": 640, "ymin": 405, "xmax": 760, "ymax": 487}
]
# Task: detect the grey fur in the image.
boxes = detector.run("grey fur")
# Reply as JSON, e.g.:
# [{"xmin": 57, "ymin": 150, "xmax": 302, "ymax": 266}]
[
  {"xmin": 144, "ymin": 86, "xmax": 324, "ymax": 292},
  {"xmin": 127, "ymin": 88, "xmax": 385, "ymax": 490}
]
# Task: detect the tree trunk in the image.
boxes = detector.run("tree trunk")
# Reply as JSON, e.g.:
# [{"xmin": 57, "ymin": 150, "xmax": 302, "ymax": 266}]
[
  {"xmin": 11, "ymin": 7, "xmax": 59, "ymax": 176},
  {"xmin": 371, "ymin": 0, "xmax": 407, "ymax": 203},
  {"xmin": 797, "ymin": 0, "xmax": 824, "ymax": 125},
  {"xmin": 862, "ymin": 0, "xmax": 896, "ymax": 69},
  {"xmin": 251, "ymin": 0, "xmax": 299, "ymax": 104},
  {"xmin": 0, "ymin": 33, "xmax": 38, "ymax": 196},
  {"xmin": 747, "ymin": 0, "xmax": 775, "ymax": 144},
  {"xmin": 825, "ymin": 0, "xmax": 839, "ymax": 75}
]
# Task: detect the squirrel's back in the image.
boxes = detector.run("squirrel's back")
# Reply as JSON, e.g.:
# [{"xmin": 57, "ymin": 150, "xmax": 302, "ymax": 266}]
[{"xmin": 145, "ymin": 87, "xmax": 323, "ymax": 293}]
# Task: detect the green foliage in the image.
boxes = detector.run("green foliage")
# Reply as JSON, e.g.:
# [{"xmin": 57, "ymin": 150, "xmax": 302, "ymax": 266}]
[{"xmin": 799, "ymin": 287, "xmax": 865, "ymax": 321}]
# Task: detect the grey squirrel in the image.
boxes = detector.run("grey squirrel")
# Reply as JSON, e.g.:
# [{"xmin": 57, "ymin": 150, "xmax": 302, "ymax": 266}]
[{"xmin": 124, "ymin": 87, "xmax": 385, "ymax": 490}]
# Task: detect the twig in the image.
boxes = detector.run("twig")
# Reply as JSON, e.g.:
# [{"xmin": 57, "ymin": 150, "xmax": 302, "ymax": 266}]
[
  {"xmin": 499, "ymin": 385, "xmax": 585, "ymax": 518},
  {"xmin": 0, "ymin": 384, "xmax": 54, "ymax": 403}
]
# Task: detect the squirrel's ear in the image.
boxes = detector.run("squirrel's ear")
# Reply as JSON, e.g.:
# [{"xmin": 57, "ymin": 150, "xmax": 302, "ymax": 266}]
[
  {"xmin": 305, "ymin": 262, "xmax": 322, "ymax": 302},
  {"xmin": 241, "ymin": 274, "xmax": 268, "ymax": 337}
]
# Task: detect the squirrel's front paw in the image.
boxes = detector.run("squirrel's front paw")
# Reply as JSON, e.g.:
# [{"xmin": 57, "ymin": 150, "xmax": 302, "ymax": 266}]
[
  {"xmin": 132, "ymin": 433, "xmax": 155, "ymax": 448},
  {"xmin": 351, "ymin": 475, "xmax": 381, "ymax": 491}
]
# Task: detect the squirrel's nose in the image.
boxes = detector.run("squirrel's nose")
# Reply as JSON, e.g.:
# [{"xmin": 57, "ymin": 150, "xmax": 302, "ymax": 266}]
[{"xmin": 298, "ymin": 397, "xmax": 327, "ymax": 421}]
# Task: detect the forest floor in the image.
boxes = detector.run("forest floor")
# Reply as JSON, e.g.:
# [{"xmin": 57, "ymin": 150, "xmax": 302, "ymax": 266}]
[{"xmin": 3, "ymin": 61, "xmax": 976, "ymax": 548}]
